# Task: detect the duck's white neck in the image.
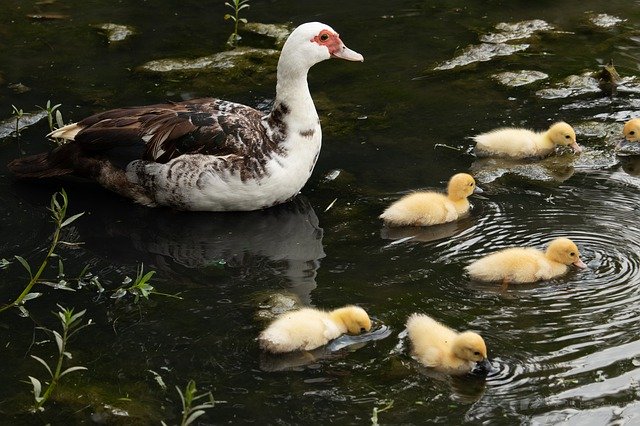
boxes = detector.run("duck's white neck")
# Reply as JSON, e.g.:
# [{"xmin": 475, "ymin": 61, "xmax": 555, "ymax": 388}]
[{"xmin": 272, "ymin": 51, "xmax": 319, "ymax": 127}]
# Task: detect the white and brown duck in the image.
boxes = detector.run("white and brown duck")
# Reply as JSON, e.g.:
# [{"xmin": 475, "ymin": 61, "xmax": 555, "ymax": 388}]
[{"xmin": 8, "ymin": 22, "xmax": 363, "ymax": 211}]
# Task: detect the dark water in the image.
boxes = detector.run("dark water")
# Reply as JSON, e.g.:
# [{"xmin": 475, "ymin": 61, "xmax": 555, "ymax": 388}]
[{"xmin": 1, "ymin": 0, "xmax": 640, "ymax": 424}]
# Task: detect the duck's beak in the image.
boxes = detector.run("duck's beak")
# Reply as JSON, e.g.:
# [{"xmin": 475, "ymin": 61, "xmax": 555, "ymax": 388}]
[
  {"xmin": 473, "ymin": 186, "xmax": 484, "ymax": 194},
  {"xmin": 332, "ymin": 44, "xmax": 364, "ymax": 62},
  {"xmin": 573, "ymin": 258, "xmax": 588, "ymax": 269},
  {"xmin": 570, "ymin": 141, "xmax": 582, "ymax": 154},
  {"xmin": 471, "ymin": 358, "xmax": 492, "ymax": 376}
]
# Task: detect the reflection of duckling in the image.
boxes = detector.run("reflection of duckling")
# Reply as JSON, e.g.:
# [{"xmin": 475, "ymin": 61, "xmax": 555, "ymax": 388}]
[
  {"xmin": 258, "ymin": 306, "xmax": 372, "ymax": 353},
  {"xmin": 465, "ymin": 237, "xmax": 587, "ymax": 285},
  {"xmin": 620, "ymin": 155, "xmax": 640, "ymax": 176},
  {"xmin": 379, "ymin": 173, "xmax": 480, "ymax": 227},
  {"xmin": 473, "ymin": 122, "xmax": 582, "ymax": 159},
  {"xmin": 406, "ymin": 313, "xmax": 490, "ymax": 375},
  {"xmin": 597, "ymin": 59, "xmax": 620, "ymax": 96}
]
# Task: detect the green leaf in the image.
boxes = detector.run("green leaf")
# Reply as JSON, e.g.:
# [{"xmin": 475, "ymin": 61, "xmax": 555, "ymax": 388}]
[
  {"xmin": 28, "ymin": 376, "xmax": 42, "ymax": 400},
  {"xmin": 52, "ymin": 330, "xmax": 63, "ymax": 354},
  {"xmin": 30, "ymin": 355, "xmax": 53, "ymax": 378},
  {"xmin": 239, "ymin": 18, "xmax": 248, "ymax": 23},
  {"xmin": 59, "ymin": 365, "xmax": 87, "ymax": 378},
  {"xmin": 184, "ymin": 410, "xmax": 206, "ymax": 426},
  {"xmin": 14, "ymin": 255, "xmax": 32, "ymax": 278},
  {"xmin": 22, "ymin": 292, "xmax": 42, "ymax": 302},
  {"xmin": 238, "ymin": 4, "xmax": 249, "ymax": 10},
  {"xmin": 111, "ymin": 288, "xmax": 127, "ymax": 299},
  {"xmin": 55, "ymin": 110, "xmax": 64, "ymax": 128}
]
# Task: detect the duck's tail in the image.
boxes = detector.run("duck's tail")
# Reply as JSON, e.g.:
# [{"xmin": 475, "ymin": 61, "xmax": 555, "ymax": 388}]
[{"xmin": 7, "ymin": 152, "xmax": 73, "ymax": 178}]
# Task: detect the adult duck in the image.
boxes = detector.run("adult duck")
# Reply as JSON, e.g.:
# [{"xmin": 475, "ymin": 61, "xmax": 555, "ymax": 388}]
[{"xmin": 8, "ymin": 22, "xmax": 364, "ymax": 211}]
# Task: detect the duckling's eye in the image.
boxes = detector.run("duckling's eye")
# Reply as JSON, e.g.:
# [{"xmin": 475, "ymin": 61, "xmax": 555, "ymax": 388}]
[
  {"xmin": 320, "ymin": 33, "xmax": 329, "ymax": 41},
  {"xmin": 565, "ymin": 135, "xmax": 571, "ymax": 139},
  {"xmin": 360, "ymin": 327, "xmax": 366, "ymax": 332},
  {"xmin": 630, "ymin": 131, "xmax": 636, "ymax": 135},
  {"xmin": 474, "ymin": 351, "xmax": 481, "ymax": 356},
  {"xmin": 469, "ymin": 182, "xmax": 474, "ymax": 186},
  {"xmin": 570, "ymin": 252, "xmax": 576, "ymax": 256}
]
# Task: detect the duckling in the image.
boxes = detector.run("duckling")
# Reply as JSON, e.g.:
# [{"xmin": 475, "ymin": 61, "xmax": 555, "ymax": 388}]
[
  {"xmin": 406, "ymin": 313, "xmax": 490, "ymax": 375},
  {"xmin": 465, "ymin": 237, "xmax": 587, "ymax": 285},
  {"xmin": 473, "ymin": 122, "xmax": 582, "ymax": 159},
  {"xmin": 615, "ymin": 118, "xmax": 640, "ymax": 156},
  {"xmin": 379, "ymin": 173, "xmax": 480, "ymax": 227},
  {"xmin": 623, "ymin": 118, "xmax": 640, "ymax": 142},
  {"xmin": 258, "ymin": 305, "xmax": 372, "ymax": 353}
]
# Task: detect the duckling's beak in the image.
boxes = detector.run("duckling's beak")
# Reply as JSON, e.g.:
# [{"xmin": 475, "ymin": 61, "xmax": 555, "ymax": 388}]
[
  {"xmin": 471, "ymin": 358, "xmax": 492, "ymax": 376},
  {"xmin": 573, "ymin": 258, "xmax": 588, "ymax": 269},
  {"xmin": 570, "ymin": 141, "xmax": 582, "ymax": 154},
  {"xmin": 473, "ymin": 186, "xmax": 484, "ymax": 194}
]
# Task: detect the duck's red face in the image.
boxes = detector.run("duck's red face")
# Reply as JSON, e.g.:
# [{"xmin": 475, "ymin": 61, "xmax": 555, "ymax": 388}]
[{"xmin": 311, "ymin": 29, "xmax": 364, "ymax": 62}]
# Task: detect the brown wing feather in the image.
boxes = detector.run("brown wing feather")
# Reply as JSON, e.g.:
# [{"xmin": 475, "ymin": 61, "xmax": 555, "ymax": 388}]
[{"xmin": 72, "ymin": 98, "xmax": 272, "ymax": 164}]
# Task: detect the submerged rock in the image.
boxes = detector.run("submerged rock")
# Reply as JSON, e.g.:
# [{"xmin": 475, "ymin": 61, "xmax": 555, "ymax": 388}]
[
  {"xmin": 492, "ymin": 70, "xmax": 548, "ymax": 87},
  {"xmin": 435, "ymin": 19, "xmax": 553, "ymax": 71},
  {"xmin": 434, "ymin": 43, "xmax": 529, "ymax": 71},
  {"xmin": 242, "ymin": 22, "xmax": 292, "ymax": 47},
  {"xmin": 93, "ymin": 23, "xmax": 135, "ymax": 43},
  {"xmin": 480, "ymin": 19, "xmax": 554, "ymax": 43},
  {"xmin": 253, "ymin": 291, "xmax": 302, "ymax": 322},
  {"xmin": 0, "ymin": 110, "xmax": 47, "ymax": 139},
  {"xmin": 138, "ymin": 47, "xmax": 279, "ymax": 74},
  {"xmin": 587, "ymin": 13, "xmax": 625, "ymax": 29}
]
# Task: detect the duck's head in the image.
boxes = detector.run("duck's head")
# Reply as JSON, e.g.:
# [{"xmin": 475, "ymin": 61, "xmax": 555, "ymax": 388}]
[
  {"xmin": 548, "ymin": 122, "xmax": 581, "ymax": 153},
  {"xmin": 623, "ymin": 118, "xmax": 640, "ymax": 142},
  {"xmin": 546, "ymin": 237, "xmax": 587, "ymax": 268},
  {"xmin": 280, "ymin": 22, "xmax": 363, "ymax": 71},
  {"xmin": 447, "ymin": 173, "xmax": 481, "ymax": 200},
  {"xmin": 453, "ymin": 331, "xmax": 489, "ymax": 365},
  {"xmin": 330, "ymin": 306, "xmax": 372, "ymax": 335}
]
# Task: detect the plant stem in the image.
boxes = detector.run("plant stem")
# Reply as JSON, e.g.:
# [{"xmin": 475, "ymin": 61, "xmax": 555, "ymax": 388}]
[
  {"xmin": 34, "ymin": 320, "xmax": 68, "ymax": 410},
  {"xmin": 0, "ymin": 226, "xmax": 61, "ymax": 313}
]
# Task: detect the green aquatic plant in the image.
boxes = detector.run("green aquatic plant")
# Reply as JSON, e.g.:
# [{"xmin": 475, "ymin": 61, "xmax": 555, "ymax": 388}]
[
  {"xmin": 371, "ymin": 400, "xmax": 393, "ymax": 426},
  {"xmin": 27, "ymin": 305, "xmax": 91, "ymax": 411},
  {"xmin": 224, "ymin": 0, "xmax": 250, "ymax": 47},
  {"xmin": 111, "ymin": 263, "xmax": 182, "ymax": 302},
  {"xmin": 0, "ymin": 190, "xmax": 84, "ymax": 314},
  {"xmin": 170, "ymin": 380, "xmax": 220, "ymax": 426},
  {"xmin": 11, "ymin": 104, "xmax": 24, "ymax": 136},
  {"xmin": 36, "ymin": 100, "xmax": 63, "ymax": 133}
]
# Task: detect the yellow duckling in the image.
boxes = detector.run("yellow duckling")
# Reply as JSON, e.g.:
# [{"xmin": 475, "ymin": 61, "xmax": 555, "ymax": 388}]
[
  {"xmin": 465, "ymin": 237, "xmax": 587, "ymax": 285},
  {"xmin": 406, "ymin": 313, "xmax": 490, "ymax": 375},
  {"xmin": 623, "ymin": 118, "xmax": 640, "ymax": 142},
  {"xmin": 258, "ymin": 305, "xmax": 372, "ymax": 353},
  {"xmin": 379, "ymin": 173, "xmax": 480, "ymax": 227},
  {"xmin": 473, "ymin": 122, "xmax": 582, "ymax": 159}
]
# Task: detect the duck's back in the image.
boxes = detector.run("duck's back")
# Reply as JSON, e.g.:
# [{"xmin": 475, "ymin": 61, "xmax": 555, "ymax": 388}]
[
  {"xmin": 474, "ymin": 128, "xmax": 548, "ymax": 158},
  {"xmin": 466, "ymin": 247, "xmax": 553, "ymax": 283},
  {"xmin": 380, "ymin": 192, "xmax": 457, "ymax": 226}
]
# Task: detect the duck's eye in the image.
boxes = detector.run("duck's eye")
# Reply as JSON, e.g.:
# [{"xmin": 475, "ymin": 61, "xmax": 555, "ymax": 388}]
[
  {"xmin": 360, "ymin": 327, "xmax": 366, "ymax": 333},
  {"xmin": 565, "ymin": 135, "xmax": 571, "ymax": 139},
  {"xmin": 630, "ymin": 131, "xmax": 636, "ymax": 135},
  {"xmin": 570, "ymin": 252, "xmax": 576, "ymax": 256},
  {"xmin": 320, "ymin": 33, "xmax": 329, "ymax": 41},
  {"xmin": 469, "ymin": 182, "xmax": 474, "ymax": 186},
  {"xmin": 474, "ymin": 351, "xmax": 481, "ymax": 356}
]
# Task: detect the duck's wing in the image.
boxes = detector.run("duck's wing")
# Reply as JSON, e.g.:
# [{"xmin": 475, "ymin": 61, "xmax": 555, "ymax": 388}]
[{"xmin": 71, "ymin": 98, "xmax": 274, "ymax": 164}]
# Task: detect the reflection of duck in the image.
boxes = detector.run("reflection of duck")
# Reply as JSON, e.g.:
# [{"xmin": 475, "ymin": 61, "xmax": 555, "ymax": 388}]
[
  {"xmin": 57, "ymin": 189, "xmax": 325, "ymax": 302},
  {"xmin": 470, "ymin": 155, "xmax": 575, "ymax": 184},
  {"xmin": 474, "ymin": 122, "xmax": 581, "ymax": 159},
  {"xmin": 379, "ymin": 174, "xmax": 480, "ymax": 227}
]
